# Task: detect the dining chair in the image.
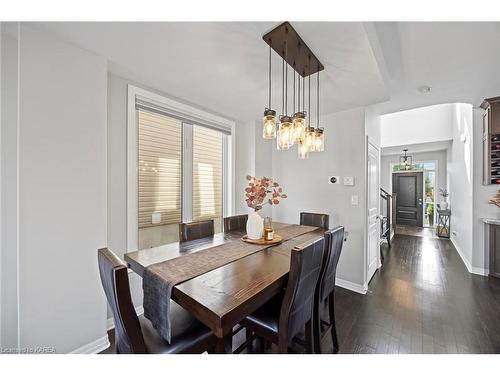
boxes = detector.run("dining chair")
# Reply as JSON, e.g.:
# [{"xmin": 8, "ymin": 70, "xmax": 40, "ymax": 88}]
[
  {"xmin": 300, "ymin": 212, "xmax": 330, "ymax": 230},
  {"xmin": 179, "ymin": 219, "xmax": 214, "ymax": 242},
  {"xmin": 313, "ymin": 226, "xmax": 345, "ymax": 353},
  {"xmin": 239, "ymin": 237, "xmax": 325, "ymax": 353},
  {"xmin": 97, "ymin": 248, "xmax": 216, "ymax": 354},
  {"xmin": 223, "ymin": 214, "xmax": 248, "ymax": 232}
]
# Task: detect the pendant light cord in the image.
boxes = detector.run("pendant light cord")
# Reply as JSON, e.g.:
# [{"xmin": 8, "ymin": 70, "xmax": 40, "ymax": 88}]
[
  {"xmin": 282, "ymin": 56, "xmax": 285, "ymax": 116},
  {"xmin": 317, "ymin": 70, "xmax": 320, "ymax": 129},
  {"xmin": 298, "ymin": 71, "xmax": 301, "ymax": 113},
  {"xmin": 308, "ymin": 74, "xmax": 311, "ymax": 126},
  {"xmin": 268, "ymin": 45, "xmax": 272, "ymax": 109},
  {"xmin": 293, "ymin": 68, "xmax": 296, "ymax": 114}
]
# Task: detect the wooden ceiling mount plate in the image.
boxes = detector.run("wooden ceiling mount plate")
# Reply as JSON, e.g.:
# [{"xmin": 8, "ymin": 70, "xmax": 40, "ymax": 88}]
[{"xmin": 263, "ymin": 21, "xmax": 324, "ymax": 78}]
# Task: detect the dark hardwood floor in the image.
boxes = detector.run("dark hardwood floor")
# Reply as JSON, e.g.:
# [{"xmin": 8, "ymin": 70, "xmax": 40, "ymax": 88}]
[
  {"xmin": 334, "ymin": 234, "xmax": 500, "ymax": 354},
  {"xmin": 102, "ymin": 233, "xmax": 500, "ymax": 354}
]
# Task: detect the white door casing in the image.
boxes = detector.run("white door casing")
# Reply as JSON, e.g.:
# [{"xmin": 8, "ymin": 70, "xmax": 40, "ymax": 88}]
[{"xmin": 367, "ymin": 141, "xmax": 380, "ymax": 283}]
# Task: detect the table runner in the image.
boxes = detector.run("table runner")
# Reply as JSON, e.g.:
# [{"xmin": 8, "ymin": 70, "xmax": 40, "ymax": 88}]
[{"xmin": 143, "ymin": 224, "xmax": 319, "ymax": 343}]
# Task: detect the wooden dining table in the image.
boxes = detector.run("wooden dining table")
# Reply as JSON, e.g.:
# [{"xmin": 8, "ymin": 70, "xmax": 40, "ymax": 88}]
[{"xmin": 124, "ymin": 222, "xmax": 324, "ymax": 353}]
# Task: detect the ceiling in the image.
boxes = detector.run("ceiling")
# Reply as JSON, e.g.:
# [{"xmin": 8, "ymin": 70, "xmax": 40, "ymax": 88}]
[
  {"xmin": 381, "ymin": 140, "xmax": 452, "ymax": 156},
  {"xmin": 30, "ymin": 22, "xmax": 500, "ymax": 121},
  {"xmin": 368, "ymin": 22, "xmax": 500, "ymax": 114},
  {"xmin": 32, "ymin": 22, "xmax": 388, "ymax": 122}
]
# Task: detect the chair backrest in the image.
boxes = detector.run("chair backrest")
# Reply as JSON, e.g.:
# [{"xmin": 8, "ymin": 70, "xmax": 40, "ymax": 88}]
[
  {"xmin": 317, "ymin": 226, "xmax": 345, "ymax": 301},
  {"xmin": 279, "ymin": 237, "xmax": 325, "ymax": 344},
  {"xmin": 179, "ymin": 219, "xmax": 214, "ymax": 242},
  {"xmin": 223, "ymin": 214, "xmax": 248, "ymax": 232},
  {"xmin": 300, "ymin": 212, "xmax": 330, "ymax": 230},
  {"xmin": 97, "ymin": 248, "xmax": 147, "ymax": 354}
]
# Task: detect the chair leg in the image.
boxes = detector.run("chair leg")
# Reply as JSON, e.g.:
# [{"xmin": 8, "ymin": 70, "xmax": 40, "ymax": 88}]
[
  {"xmin": 328, "ymin": 292, "xmax": 339, "ymax": 353},
  {"xmin": 305, "ymin": 319, "xmax": 314, "ymax": 354},
  {"xmin": 312, "ymin": 298, "xmax": 322, "ymax": 354},
  {"xmin": 257, "ymin": 337, "xmax": 266, "ymax": 353},
  {"xmin": 245, "ymin": 328, "xmax": 253, "ymax": 353}
]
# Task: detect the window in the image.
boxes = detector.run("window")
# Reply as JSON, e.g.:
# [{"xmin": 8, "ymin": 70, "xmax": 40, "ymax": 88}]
[
  {"xmin": 133, "ymin": 90, "xmax": 231, "ymax": 250},
  {"xmin": 192, "ymin": 125, "xmax": 223, "ymax": 232},
  {"xmin": 137, "ymin": 110, "xmax": 182, "ymax": 229}
]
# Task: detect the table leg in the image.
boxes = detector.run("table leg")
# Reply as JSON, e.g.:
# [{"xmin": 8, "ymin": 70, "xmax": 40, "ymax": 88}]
[{"xmin": 214, "ymin": 334, "xmax": 232, "ymax": 354}]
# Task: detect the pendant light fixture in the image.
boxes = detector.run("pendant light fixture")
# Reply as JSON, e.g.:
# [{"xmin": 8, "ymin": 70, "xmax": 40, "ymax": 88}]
[
  {"xmin": 400, "ymin": 149, "xmax": 412, "ymax": 170},
  {"xmin": 277, "ymin": 53, "xmax": 292, "ymax": 150},
  {"xmin": 262, "ymin": 45, "xmax": 277, "ymax": 139},
  {"xmin": 292, "ymin": 71, "xmax": 306, "ymax": 144},
  {"xmin": 314, "ymin": 69, "xmax": 325, "ymax": 152},
  {"xmin": 304, "ymin": 71, "xmax": 316, "ymax": 152},
  {"xmin": 262, "ymin": 22, "xmax": 325, "ymax": 159}
]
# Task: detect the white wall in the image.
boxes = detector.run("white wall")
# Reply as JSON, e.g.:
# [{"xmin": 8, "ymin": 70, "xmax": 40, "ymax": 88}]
[
  {"xmin": 271, "ymin": 107, "xmax": 368, "ymax": 290},
  {"xmin": 1, "ymin": 25, "xmax": 109, "ymax": 353},
  {"xmin": 234, "ymin": 120, "xmax": 255, "ymax": 215},
  {"xmin": 1, "ymin": 28, "xmax": 19, "ymax": 349},
  {"xmin": 381, "ymin": 150, "xmax": 448, "ymax": 194},
  {"xmin": 381, "ymin": 104, "xmax": 453, "ymax": 148},
  {"xmin": 448, "ymin": 103, "xmax": 474, "ymax": 272}
]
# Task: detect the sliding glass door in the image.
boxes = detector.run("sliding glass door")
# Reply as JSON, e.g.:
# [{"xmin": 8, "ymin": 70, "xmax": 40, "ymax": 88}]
[{"xmin": 137, "ymin": 109, "xmax": 226, "ymax": 249}]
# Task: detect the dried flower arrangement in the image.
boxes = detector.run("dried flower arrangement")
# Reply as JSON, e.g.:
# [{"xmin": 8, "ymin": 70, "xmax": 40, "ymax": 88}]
[
  {"xmin": 489, "ymin": 190, "xmax": 500, "ymax": 208},
  {"xmin": 245, "ymin": 175, "xmax": 287, "ymax": 211}
]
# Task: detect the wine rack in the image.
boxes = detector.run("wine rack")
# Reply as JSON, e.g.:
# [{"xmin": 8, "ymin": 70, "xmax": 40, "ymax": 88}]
[{"xmin": 491, "ymin": 135, "xmax": 500, "ymax": 184}]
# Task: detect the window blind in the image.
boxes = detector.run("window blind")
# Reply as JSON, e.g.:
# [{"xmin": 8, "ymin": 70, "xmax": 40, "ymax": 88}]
[
  {"xmin": 192, "ymin": 125, "xmax": 223, "ymax": 229},
  {"xmin": 138, "ymin": 109, "xmax": 182, "ymax": 228}
]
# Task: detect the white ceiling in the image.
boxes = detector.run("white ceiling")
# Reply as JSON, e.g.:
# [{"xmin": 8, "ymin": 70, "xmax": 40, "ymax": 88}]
[
  {"xmin": 381, "ymin": 140, "xmax": 452, "ymax": 156},
  {"xmin": 369, "ymin": 22, "xmax": 500, "ymax": 114},
  {"xmin": 29, "ymin": 22, "xmax": 500, "ymax": 121},
  {"xmin": 32, "ymin": 22, "xmax": 389, "ymax": 122}
]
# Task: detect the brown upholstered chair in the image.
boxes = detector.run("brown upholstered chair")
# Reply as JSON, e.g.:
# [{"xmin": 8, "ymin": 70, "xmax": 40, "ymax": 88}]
[
  {"xmin": 179, "ymin": 219, "xmax": 214, "ymax": 242},
  {"xmin": 97, "ymin": 248, "xmax": 215, "ymax": 354},
  {"xmin": 240, "ymin": 237, "xmax": 325, "ymax": 353},
  {"xmin": 223, "ymin": 214, "xmax": 248, "ymax": 232},
  {"xmin": 300, "ymin": 212, "xmax": 330, "ymax": 230},
  {"xmin": 313, "ymin": 226, "xmax": 345, "ymax": 353}
]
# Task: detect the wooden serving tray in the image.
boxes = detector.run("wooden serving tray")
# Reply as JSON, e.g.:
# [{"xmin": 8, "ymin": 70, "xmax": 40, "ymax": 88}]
[{"xmin": 241, "ymin": 234, "xmax": 283, "ymax": 246}]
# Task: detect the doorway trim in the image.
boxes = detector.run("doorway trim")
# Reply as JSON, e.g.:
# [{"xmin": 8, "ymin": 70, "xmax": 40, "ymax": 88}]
[{"xmin": 365, "ymin": 137, "xmax": 381, "ymax": 290}]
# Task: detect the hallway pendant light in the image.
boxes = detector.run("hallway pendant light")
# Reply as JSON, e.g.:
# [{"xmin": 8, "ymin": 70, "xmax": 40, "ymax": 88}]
[
  {"xmin": 262, "ymin": 46, "xmax": 277, "ymax": 139},
  {"xmin": 400, "ymin": 149, "xmax": 412, "ymax": 170}
]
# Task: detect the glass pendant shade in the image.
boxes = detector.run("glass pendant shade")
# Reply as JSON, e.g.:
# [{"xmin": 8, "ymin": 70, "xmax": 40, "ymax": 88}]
[
  {"xmin": 277, "ymin": 116, "xmax": 293, "ymax": 150},
  {"xmin": 298, "ymin": 140, "xmax": 309, "ymax": 159},
  {"xmin": 262, "ymin": 109, "xmax": 277, "ymax": 139},
  {"xmin": 314, "ymin": 127, "xmax": 324, "ymax": 152},
  {"xmin": 292, "ymin": 112, "xmax": 306, "ymax": 144},
  {"xmin": 304, "ymin": 126, "xmax": 316, "ymax": 152}
]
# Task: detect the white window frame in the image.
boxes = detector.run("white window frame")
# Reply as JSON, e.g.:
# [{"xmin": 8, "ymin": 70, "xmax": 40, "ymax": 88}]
[{"xmin": 127, "ymin": 85, "xmax": 235, "ymax": 252}]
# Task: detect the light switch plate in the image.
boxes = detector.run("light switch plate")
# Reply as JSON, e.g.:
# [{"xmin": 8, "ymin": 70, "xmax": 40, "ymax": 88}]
[
  {"xmin": 351, "ymin": 195, "xmax": 359, "ymax": 205},
  {"xmin": 344, "ymin": 176, "xmax": 355, "ymax": 186},
  {"xmin": 328, "ymin": 176, "xmax": 340, "ymax": 184}
]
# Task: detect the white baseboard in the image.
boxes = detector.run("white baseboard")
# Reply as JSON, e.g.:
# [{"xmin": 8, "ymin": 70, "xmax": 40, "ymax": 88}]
[
  {"xmin": 107, "ymin": 305, "xmax": 144, "ymax": 331},
  {"xmin": 336, "ymin": 278, "xmax": 367, "ymax": 295},
  {"xmin": 70, "ymin": 335, "xmax": 110, "ymax": 354},
  {"xmin": 450, "ymin": 237, "xmax": 488, "ymax": 276}
]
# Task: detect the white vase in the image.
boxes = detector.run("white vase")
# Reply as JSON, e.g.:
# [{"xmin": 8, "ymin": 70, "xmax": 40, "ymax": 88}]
[
  {"xmin": 246, "ymin": 211, "xmax": 264, "ymax": 240},
  {"xmin": 440, "ymin": 201, "xmax": 448, "ymax": 210}
]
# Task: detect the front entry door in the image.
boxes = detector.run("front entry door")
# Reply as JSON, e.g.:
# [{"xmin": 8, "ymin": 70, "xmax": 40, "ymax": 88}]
[{"xmin": 392, "ymin": 172, "xmax": 423, "ymax": 227}]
